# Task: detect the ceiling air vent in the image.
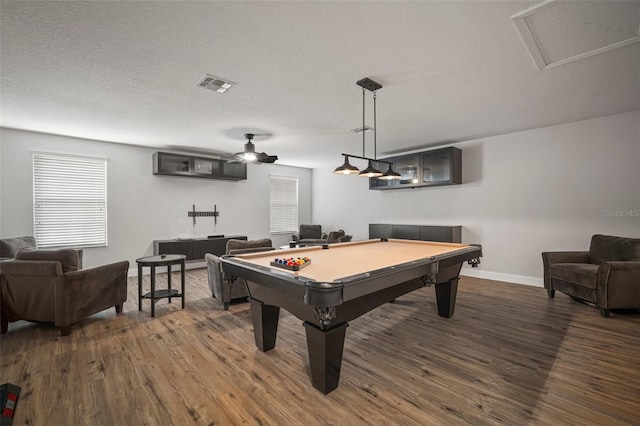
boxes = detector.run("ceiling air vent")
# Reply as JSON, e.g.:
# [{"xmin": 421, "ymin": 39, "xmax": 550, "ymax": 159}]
[{"xmin": 196, "ymin": 74, "xmax": 235, "ymax": 94}]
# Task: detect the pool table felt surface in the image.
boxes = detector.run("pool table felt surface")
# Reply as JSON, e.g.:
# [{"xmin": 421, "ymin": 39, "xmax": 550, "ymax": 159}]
[{"xmin": 230, "ymin": 239, "xmax": 472, "ymax": 284}]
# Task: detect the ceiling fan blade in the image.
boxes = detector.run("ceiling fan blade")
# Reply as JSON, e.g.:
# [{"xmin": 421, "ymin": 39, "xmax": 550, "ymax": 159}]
[{"xmin": 257, "ymin": 155, "xmax": 278, "ymax": 164}]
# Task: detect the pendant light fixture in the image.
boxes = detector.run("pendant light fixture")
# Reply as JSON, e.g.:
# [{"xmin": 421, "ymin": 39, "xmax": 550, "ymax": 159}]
[{"xmin": 334, "ymin": 78, "xmax": 401, "ymax": 180}]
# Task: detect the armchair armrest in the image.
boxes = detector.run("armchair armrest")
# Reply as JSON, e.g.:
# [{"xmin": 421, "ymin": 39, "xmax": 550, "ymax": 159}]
[
  {"xmin": 54, "ymin": 261, "xmax": 129, "ymax": 328},
  {"xmin": 291, "ymin": 234, "xmax": 300, "ymax": 243},
  {"xmin": 0, "ymin": 260, "xmax": 62, "ymax": 277},
  {"xmin": 542, "ymin": 251, "xmax": 590, "ymax": 266},
  {"xmin": 596, "ymin": 261, "xmax": 640, "ymax": 309}
]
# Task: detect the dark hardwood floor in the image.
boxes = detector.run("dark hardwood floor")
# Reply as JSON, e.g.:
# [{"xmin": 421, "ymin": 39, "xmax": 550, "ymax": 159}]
[{"xmin": 1, "ymin": 269, "xmax": 638, "ymax": 425}]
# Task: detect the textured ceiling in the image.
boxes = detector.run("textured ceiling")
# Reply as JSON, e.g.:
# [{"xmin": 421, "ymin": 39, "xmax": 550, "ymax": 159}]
[{"xmin": 1, "ymin": 1, "xmax": 639, "ymax": 169}]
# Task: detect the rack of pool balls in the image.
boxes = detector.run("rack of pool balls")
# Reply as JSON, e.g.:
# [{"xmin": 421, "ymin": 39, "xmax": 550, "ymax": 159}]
[{"xmin": 270, "ymin": 256, "xmax": 311, "ymax": 271}]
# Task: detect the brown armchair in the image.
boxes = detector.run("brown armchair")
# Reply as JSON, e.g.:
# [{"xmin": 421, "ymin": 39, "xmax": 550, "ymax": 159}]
[
  {"xmin": 205, "ymin": 238, "xmax": 274, "ymax": 310},
  {"xmin": 291, "ymin": 225, "xmax": 327, "ymax": 245},
  {"xmin": 0, "ymin": 248, "xmax": 129, "ymax": 335},
  {"xmin": 542, "ymin": 234, "xmax": 640, "ymax": 317}
]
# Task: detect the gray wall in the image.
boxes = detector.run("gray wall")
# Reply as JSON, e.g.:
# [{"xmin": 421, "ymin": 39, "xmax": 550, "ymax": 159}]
[
  {"xmin": 311, "ymin": 111, "xmax": 640, "ymax": 286},
  {"xmin": 0, "ymin": 128, "xmax": 312, "ymax": 271}
]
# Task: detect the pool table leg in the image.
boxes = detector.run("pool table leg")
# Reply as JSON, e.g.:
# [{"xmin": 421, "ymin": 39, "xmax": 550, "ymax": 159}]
[
  {"xmin": 435, "ymin": 277, "xmax": 459, "ymax": 318},
  {"xmin": 249, "ymin": 298, "xmax": 280, "ymax": 351},
  {"xmin": 304, "ymin": 321, "xmax": 349, "ymax": 395}
]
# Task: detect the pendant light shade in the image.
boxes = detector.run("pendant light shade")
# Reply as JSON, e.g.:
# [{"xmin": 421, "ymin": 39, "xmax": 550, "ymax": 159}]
[
  {"xmin": 333, "ymin": 155, "xmax": 360, "ymax": 175},
  {"xmin": 358, "ymin": 160, "xmax": 383, "ymax": 178},
  {"xmin": 378, "ymin": 163, "xmax": 402, "ymax": 180}
]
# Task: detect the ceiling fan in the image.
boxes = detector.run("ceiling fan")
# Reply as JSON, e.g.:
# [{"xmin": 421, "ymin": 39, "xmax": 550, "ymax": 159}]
[{"xmin": 231, "ymin": 133, "xmax": 278, "ymax": 164}]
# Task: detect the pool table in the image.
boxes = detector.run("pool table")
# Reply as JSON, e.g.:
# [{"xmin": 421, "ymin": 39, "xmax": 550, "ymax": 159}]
[{"xmin": 220, "ymin": 238, "xmax": 482, "ymax": 394}]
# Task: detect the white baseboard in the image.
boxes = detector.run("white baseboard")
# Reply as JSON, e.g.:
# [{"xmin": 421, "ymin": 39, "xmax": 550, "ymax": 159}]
[
  {"xmin": 127, "ymin": 260, "xmax": 205, "ymax": 278},
  {"xmin": 461, "ymin": 267, "xmax": 543, "ymax": 287}
]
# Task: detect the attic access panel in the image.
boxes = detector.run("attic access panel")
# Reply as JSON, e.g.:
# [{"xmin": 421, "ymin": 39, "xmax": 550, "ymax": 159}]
[{"xmin": 511, "ymin": 0, "xmax": 640, "ymax": 70}]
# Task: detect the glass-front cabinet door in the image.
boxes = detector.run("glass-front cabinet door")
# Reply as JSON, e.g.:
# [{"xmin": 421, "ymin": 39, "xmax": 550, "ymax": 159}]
[
  {"xmin": 421, "ymin": 147, "xmax": 461, "ymax": 186},
  {"xmin": 155, "ymin": 152, "xmax": 192, "ymax": 175},
  {"xmin": 192, "ymin": 158, "xmax": 222, "ymax": 178},
  {"xmin": 393, "ymin": 154, "xmax": 421, "ymax": 188}
]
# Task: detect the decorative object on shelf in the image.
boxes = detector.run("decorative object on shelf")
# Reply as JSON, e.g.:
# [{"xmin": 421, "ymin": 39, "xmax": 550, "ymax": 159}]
[
  {"xmin": 334, "ymin": 78, "xmax": 401, "ymax": 180},
  {"xmin": 187, "ymin": 204, "xmax": 219, "ymax": 225},
  {"xmin": 231, "ymin": 133, "xmax": 278, "ymax": 164}
]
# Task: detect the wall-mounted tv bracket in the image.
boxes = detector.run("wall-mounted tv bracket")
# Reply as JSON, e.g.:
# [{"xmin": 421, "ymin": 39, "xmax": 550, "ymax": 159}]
[{"xmin": 188, "ymin": 204, "xmax": 219, "ymax": 225}]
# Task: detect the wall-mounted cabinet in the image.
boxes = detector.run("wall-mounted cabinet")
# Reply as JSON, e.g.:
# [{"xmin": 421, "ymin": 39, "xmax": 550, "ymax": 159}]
[
  {"xmin": 369, "ymin": 147, "xmax": 461, "ymax": 190},
  {"xmin": 153, "ymin": 152, "xmax": 246, "ymax": 181}
]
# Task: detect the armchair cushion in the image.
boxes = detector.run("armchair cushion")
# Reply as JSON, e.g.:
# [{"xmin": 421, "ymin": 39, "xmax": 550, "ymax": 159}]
[
  {"xmin": 15, "ymin": 248, "xmax": 80, "ymax": 272},
  {"xmin": 549, "ymin": 263, "xmax": 598, "ymax": 289},
  {"xmin": 226, "ymin": 238, "xmax": 273, "ymax": 254},
  {"xmin": 299, "ymin": 225, "xmax": 323, "ymax": 240},
  {"xmin": 589, "ymin": 234, "xmax": 640, "ymax": 264},
  {"xmin": 0, "ymin": 236, "xmax": 37, "ymax": 258}
]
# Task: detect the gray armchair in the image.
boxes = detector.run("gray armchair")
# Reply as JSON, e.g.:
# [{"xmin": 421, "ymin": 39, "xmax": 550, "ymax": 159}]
[
  {"xmin": 542, "ymin": 234, "xmax": 640, "ymax": 317},
  {"xmin": 326, "ymin": 229, "xmax": 353, "ymax": 244},
  {"xmin": 0, "ymin": 248, "xmax": 128, "ymax": 335},
  {"xmin": 291, "ymin": 225, "xmax": 327, "ymax": 245},
  {"xmin": 205, "ymin": 238, "xmax": 274, "ymax": 310}
]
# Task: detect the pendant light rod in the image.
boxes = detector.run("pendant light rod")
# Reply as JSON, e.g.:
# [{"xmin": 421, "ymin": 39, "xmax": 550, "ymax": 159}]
[
  {"xmin": 373, "ymin": 90, "xmax": 377, "ymax": 160},
  {"xmin": 362, "ymin": 87, "xmax": 366, "ymax": 158}
]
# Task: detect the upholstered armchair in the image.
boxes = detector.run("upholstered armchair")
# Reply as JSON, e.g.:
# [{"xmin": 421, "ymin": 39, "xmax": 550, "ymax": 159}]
[
  {"xmin": 291, "ymin": 225, "xmax": 327, "ymax": 245},
  {"xmin": 326, "ymin": 229, "xmax": 353, "ymax": 244},
  {"xmin": 542, "ymin": 234, "xmax": 640, "ymax": 317},
  {"xmin": 0, "ymin": 248, "xmax": 128, "ymax": 335},
  {"xmin": 206, "ymin": 238, "xmax": 274, "ymax": 310}
]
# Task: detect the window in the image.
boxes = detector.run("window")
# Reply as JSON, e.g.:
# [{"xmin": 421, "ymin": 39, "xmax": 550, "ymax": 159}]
[
  {"xmin": 33, "ymin": 153, "xmax": 108, "ymax": 248},
  {"xmin": 270, "ymin": 176, "xmax": 298, "ymax": 234}
]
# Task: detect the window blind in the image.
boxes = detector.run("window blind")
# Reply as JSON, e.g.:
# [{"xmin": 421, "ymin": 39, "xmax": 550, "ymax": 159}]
[
  {"xmin": 270, "ymin": 176, "xmax": 298, "ymax": 234},
  {"xmin": 33, "ymin": 153, "xmax": 108, "ymax": 248}
]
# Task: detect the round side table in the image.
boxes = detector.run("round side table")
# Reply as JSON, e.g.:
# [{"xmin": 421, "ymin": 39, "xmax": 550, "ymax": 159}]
[{"xmin": 136, "ymin": 254, "xmax": 186, "ymax": 317}]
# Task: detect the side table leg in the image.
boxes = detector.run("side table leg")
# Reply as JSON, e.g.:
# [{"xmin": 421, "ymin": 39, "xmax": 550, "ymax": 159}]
[
  {"xmin": 181, "ymin": 260, "xmax": 186, "ymax": 309},
  {"xmin": 138, "ymin": 263, "xmax": 143, "ymax": 311},
  {"xmin": 167, "ymin": 264, "xmax": 172, "ymax": 304},
  {"xmin": 151, "ymin": 265, "xmax": 156, "ymax": 318}
]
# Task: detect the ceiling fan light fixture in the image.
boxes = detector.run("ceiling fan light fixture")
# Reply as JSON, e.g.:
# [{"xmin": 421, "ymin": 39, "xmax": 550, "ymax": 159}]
[
  {"xmin": 231, "ymin": 133, "xmax": 278, "ymax": 164},
  {"xmin": 241, "ymin": 152, "xmax": 257, "ymax": 162}
]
